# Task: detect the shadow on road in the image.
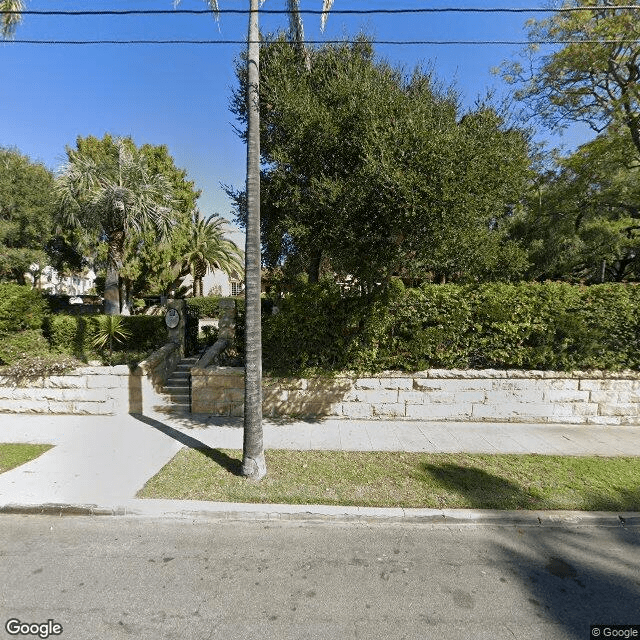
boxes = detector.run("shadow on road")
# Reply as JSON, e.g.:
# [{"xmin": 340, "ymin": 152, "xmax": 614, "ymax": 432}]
[
  {"xmin": 492, "ymin": 525, "xmax": 640, "ymax": 639},
  {"xmin": 131, "ymin": 413, "xmax": 242, "ymax": 476},
  {"xmin": 422, "ymin": 459, "xmax": 640, "ymax": 638}
]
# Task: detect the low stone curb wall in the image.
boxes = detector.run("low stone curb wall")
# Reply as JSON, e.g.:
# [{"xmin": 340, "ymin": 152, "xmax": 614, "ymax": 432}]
[
  {"xmin": 191, "ymin": 367, "xmax": 640, "ymax": 425},
  {"xmin": 0, "ymin": 342, "xmax": 182, "ymax": 415}
]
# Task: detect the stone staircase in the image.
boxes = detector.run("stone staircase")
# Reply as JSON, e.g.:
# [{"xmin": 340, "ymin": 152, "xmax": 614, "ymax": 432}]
[{"xmin": 159, "ymin": 355, "xmax": 200, "ymax": 414}]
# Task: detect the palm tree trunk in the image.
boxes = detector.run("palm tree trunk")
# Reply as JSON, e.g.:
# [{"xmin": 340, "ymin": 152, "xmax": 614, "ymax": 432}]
[
  {"xmin": 104, "ymin": 232, "xmax": 124, "ymax": 316},
  {"xmin": 242, "ymin": 0, "xmax": 266, "ymax": 481}
]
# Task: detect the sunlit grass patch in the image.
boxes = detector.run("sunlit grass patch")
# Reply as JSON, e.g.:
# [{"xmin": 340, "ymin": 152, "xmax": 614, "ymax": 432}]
[
  {"xmin": 0, "ymin": 443, "xmax": 53, "ymax": 474},
  {"xmin": 138, "ymin": 449, "xmax": 640, "ymax": 511}
]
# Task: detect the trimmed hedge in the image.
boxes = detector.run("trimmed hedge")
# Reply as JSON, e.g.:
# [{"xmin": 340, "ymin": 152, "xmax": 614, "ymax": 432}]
[
  {"xmin": 43, "ymin": 314, "xmax": 166, "ymax": 359},
  {"xmin": 260, "ymin": 282, "xmax": 640, "ymax": 374},
  {"xmin": 186, "ymin": 296, "xmax": 222, "ymax": 318}
]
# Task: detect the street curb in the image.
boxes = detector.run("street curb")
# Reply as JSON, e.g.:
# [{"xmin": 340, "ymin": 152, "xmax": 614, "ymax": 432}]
[{"xmin": 1, "ymin": 501, "xmax": 638, "ymax": 526}]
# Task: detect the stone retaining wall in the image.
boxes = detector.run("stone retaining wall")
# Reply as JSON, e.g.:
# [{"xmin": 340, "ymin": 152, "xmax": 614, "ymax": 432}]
[
  {"xmin": 0, "ymin": 342, "xmax": 182, "ymax": 415},
  {"xmin": 191, "ymin": 367, "xmax": 640, "ymax": 425}
]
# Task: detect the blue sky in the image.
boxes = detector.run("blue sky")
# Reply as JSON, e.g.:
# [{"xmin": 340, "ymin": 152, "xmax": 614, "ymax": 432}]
[{"xmin": 0, "ymin": 0, "xmax": 595, "ymax": 242}]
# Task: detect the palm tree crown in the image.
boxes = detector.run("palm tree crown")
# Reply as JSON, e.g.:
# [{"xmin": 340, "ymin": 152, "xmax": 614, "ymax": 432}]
[
  {"xmin": 182, "ymin": 215, "xmax": 244, "ymax": 297},
  {"xmin": 56, "ymin": 137, "xmax": 175, "ymax": 314}
]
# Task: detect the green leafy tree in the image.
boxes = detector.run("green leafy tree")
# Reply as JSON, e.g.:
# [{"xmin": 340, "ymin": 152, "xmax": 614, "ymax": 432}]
[
  {"xmin": 56, "ymin": 135, "xmax": 175, "ymax": 315},
  {"xmin": 499, "ymin": 0, "xmax": 640, "ymax": 155},
  {"xmin": 509, "ymin": 128, "xmax": 640, "ymax": 282},
  {"xmin": 229, "ymin": 37, "xmax": 532, "ymax": 289},
  {"xmin": 0, "ymin": 147, "xmax": 56, "ymax": 284},
  {"xmin": 118, "ymin": 143, "xmax": 202, "ymax": 304}
]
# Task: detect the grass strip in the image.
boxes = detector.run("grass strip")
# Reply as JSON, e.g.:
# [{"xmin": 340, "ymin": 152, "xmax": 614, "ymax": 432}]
[
  {"xmin": 138, "ymin": 449, "xmax": 640, "ymax": 511},
  {"xmin": 0, "ymin": 443, "xmax": 53, "ymax": 474}
]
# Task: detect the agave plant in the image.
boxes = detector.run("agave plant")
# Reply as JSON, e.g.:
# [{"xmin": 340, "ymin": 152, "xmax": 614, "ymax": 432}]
[{"xmin": 92, "ymin": 315, "xmax": 132, "ymax": 364}]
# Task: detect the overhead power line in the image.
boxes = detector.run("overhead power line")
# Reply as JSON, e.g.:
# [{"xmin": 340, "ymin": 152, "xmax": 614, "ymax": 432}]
[
  {"xmin": 1, "ymin": 5, "xmax": 639, "ymax": 16},
  {"xmin": 5, "ymin": 39, "xmax": 640, "ymax": 46}
]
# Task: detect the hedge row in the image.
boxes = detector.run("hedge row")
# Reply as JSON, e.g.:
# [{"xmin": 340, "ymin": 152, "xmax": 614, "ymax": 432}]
[
  {"xmin": 43, "ymin": 314, "xmax": 166, "ymax": 359},
  {"xmin": 185, "ymin": 296, "xmax": 222, "ymax": 318},
  {"xmin": 260, "ymin": 281, "xmax": 640, "ymax": 374}
]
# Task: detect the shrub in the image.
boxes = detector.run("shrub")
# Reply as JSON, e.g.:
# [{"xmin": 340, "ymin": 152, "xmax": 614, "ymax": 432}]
[
  {"xmin": 43, "ymin": 315, "xmax": 96, "ymax": 357},
  {"xmin": 186, "ymin": 296, "xmax": 222, "ymax": 318},
  {"xmin": 0, "ymin": 354, "xmax": 80, "ymax": 380},
  {"xmin": 43, "ymin": 314, "xmax": 166, "ymax": 361},
  {"xmin": 259, "ymin": 281, "xmax": 640, "ymax": 374},
  {"xmin": 0, "ymin": 284, "xmax": 47, "ymax": 335},
  {"xmin": 120, "ymin": 315, "xmax": 166, "ymax": 351},
  {"xmin": 262, "ymin": 281, "xmax": 393, "ymax": 374},
  {"xmin": 0, "ymin": 330, "xmax": 51, "ymax": 365}
]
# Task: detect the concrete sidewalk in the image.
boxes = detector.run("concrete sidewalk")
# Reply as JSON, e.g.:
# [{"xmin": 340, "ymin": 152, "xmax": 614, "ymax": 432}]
[{"xmin": 0, "ymin": 411, "xmax": 639, "ymax": 523}]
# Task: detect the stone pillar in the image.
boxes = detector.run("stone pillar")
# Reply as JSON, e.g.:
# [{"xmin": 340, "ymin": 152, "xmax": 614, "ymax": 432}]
[
  {"xmin": 218, "ymin": 298, "xmax": 236, "ymax": 343},
  {"xmin": 165, "ymin": 299, "xmax": 186, "ymax": 352}
]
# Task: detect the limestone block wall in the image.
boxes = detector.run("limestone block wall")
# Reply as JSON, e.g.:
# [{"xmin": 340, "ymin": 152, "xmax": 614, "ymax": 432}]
[
  {"xmin": 191, "ymin": 367, "xmax": 640, "ymax": 425},
  {"xmin": 0, "ymin": 366, "xmax": 130, "ymax": 415},
  {"xmin": 0, "ymin": 341, "xmax": 182, "ymax": 415}
]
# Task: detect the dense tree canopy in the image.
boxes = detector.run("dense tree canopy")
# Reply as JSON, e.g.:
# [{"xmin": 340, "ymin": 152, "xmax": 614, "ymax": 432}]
[
  {"xmin": 118, "ymin": 142, "xmax": 202, "ymax": 300},
  {"xmin": 0, "ymin": 147, "xmax": 55, "ymax": 284},
  {"xmin": 500, "ymin": 0, "xmax": 640, "ymax": 155},
  {"xmin": 229, "ymin": 37, "xmax": 533, "ymax": 289},
  {"xmin": 508, "ymin": 127, "xmax": 640, "ymax": 282}
]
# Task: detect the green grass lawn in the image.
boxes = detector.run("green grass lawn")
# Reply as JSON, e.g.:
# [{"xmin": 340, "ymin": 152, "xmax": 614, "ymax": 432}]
[
  {"xmin": 138, "ymin": 448, "xmax": 640, "ymax": 511},
  {"xmin": 0, "ymin": 443, "xmax": 53, "ymax": 473}
]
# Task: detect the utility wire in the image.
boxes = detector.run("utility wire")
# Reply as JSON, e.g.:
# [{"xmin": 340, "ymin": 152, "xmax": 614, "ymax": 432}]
[
  {"xmin": 5, "ymin": 39, "xmax": 640, "ymax": 45},
  {"xmin": 1, "ymin": 5, "xmax": 639, "ymax": 16}
]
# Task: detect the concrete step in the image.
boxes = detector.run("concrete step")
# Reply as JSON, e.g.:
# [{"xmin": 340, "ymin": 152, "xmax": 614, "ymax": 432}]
[
  {"xmin": 165, "ymin": 380, "xmax": 189, "ymax": 388},
  {"xmin": 158, "ymin": 355, "xmax": 201, "ymax": 413}
]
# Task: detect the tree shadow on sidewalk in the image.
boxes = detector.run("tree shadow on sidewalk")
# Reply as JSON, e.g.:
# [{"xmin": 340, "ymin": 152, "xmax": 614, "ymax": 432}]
[{"xmin": 131, "ymin": 413, "xmax": 242, "ymax": 476}]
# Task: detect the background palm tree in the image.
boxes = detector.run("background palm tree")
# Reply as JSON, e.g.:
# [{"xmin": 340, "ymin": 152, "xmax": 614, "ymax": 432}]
[
  {"xmin": 0, "ymin": 0, "xmax": 24, "ymax": 39},
  {"xmin": 56, "ymin": 137, "xmax": 175, "ymax": 315},
  {"xmin": 182, "ymin": 214, "xmax": 244, "ymax": 297},
  {"xmin": 176, "ymin": 0, "xmax": 334, "ymax": 480}
]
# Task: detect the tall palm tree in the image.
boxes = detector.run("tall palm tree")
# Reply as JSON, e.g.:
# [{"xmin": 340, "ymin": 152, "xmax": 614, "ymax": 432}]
[
  {"xmin": 56, "ymin": 138, "xmax": 175, "ymax": 315},
  {"xmin": 0, "ymin": 0, "xmax": 24, "ymax": 38},
  {"xmin": 176, "ymin": 0, "xmax": 334, "ymax": 480},
  {"xmin": 182, "ymin": 214, "xmax": 244, "ymax": 297}
]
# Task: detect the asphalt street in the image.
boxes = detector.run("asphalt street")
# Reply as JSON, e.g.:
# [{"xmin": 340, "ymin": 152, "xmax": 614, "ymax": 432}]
[{"xmin": 0, "ymin": 515, "xmax": 638, "ymax": 640}]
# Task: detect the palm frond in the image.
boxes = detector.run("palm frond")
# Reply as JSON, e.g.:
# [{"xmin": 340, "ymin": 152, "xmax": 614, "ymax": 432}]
[
  {"xmin": 1, "ymin": 0, "xmax": 25, "ymax": 39},
  {"xmin": 174, "ymin": 0, "xmax": 219, "ymax": 20},
  {"xmin": 55, "ymin": 136, "xmax": 176, "ymax": 282},
  {"xmin": 182, "ymin": 215, "xmax": 244, "ymax": 287},
  {"xmin": 286, "ymin": 0, "xmax": 304, "ymax": 44},
  {"xmin": 321, "ymin": 0, "xmax": 334, "ymax": 32}
]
